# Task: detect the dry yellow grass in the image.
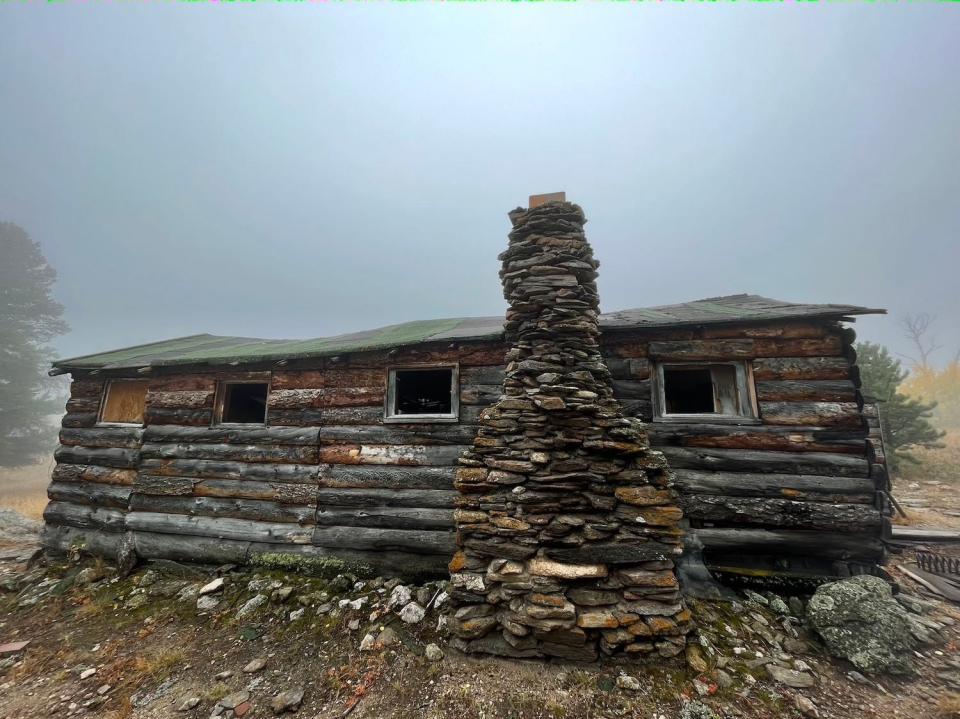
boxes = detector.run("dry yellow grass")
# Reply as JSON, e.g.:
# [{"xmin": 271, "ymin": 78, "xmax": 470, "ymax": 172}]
[
  {"xmin": 0, "ymin": 458, "xmax": 54, "ymax": 520},
  {"xmin": 938, "ymin": 692, "xmax": 960, "ymax": 718}
]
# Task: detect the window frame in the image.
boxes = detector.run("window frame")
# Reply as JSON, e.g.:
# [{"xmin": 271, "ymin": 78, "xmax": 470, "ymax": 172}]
[
  {"xmin": 213, "ymin": 379, "xmax": 271, "ymax": 426},
  {"xmin": 97, "ymin": 378, "xmax": 150, "ymax": 427},
  {"xmin": 383, "ymin": 364, "xmax": 460, "ymax": 424},
  {"xmin": 651, "ymin": 361, "xmax": 759, "ymax": 424}
]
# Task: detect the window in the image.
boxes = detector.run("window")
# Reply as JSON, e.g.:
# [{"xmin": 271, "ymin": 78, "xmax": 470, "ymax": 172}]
[
  {"xmin": 385, "ymin": 366, "xmax": 458, "ymax": 423},
  {"xmin": 99, "ymin": 380, "xmax": 148, "ymax": 425},
  {"xmin": 216, "ymin": 382, "xmax": 269, "ymax": 424},
  {"xmin": 653, "ymin": 362, "xmax": 756, "ymax": 422}
]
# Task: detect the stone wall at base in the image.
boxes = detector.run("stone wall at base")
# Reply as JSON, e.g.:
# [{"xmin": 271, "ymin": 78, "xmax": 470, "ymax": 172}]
[{"xmin": 449, "ymin": 200, "xmax": 693, "ymax": 660}]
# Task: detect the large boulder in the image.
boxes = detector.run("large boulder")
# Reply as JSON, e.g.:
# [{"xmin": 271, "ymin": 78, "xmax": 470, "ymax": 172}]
[{"xmin": 806, "ymin": 575, "xmax": 916, "ymax": 674}]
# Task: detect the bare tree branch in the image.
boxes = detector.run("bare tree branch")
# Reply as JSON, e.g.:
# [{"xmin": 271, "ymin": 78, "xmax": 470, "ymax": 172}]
[{"xmin": 900, "ymin": 313, "xmax": 943, "ymax": 369}]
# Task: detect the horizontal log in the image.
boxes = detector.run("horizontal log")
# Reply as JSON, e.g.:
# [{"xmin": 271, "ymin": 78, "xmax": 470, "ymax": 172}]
[
  {"xmin": 48, "ymin": 481, "xmax": 132, "ymax": 509},
  {"xmin": 701, "ymin": 322, "xmax": 832, "ymax": 340},
  {"xmin": 70, "ymin": 380, "xmax": 106, "ymax": 398},
  {"xmin": 647, "ymin": 423, "xmax": 867, "ymax": 455},
  {"xmin": 132, "ymin": 530, "xmax": 250, "ymax": 564},
  {"xmin": 129, "ymin": 495, "xmax": 315, "ymax": 524},
  {"xmin": 317, "ymin": 487, "xmax": 456, "ymax": 509},
  {"xmin": 319, "ymin": 465, "xmax": 456, "ymax": 490},
  {"xmin": 143, "ymin": 425, "xmax": 320, "ymax": 445},
  {"xmin": 134, "ymin": 475, "xmax": 317, "ymax": 505},
  {"xmin": 670, "ymin": 469, "xmax": 875, "ymax": 503},
  {"xmin": 318, "ymin": 444, "xmax": 466, "ymax": 467},
  {"xmin": 245, "ymin": 544, "xmax": 448, "ymax": 581},
  {"xmin": 693, "ymin": 527, "xmax": 884, "ymax": 562},
  {"xmin": 620, "ymin": 399, "xmax": 653, "ymax": 421},
  {"xmin": 602, "ymin": 357, "xmax": 651, "ymax": 381},
  {"xmin": 139, "ymin": 458, "xmax": 318, "ymax": 484},
  {"xmin": 342, "ymin": 343, "xmax": 507, "ymax": 369},
  {"xmin": 755, "ymin": 380, "xmax": 857, "ymax": 403},
  {"xmin": 43, "ymin": 501, "xmax": 127, "ymax": 532},
  {"xmin": 141, "ymin": 442, "xmax": 318, "ymax": 464},
  {"xmin": 144, "ymin": 408, "xmax": 213, "ymax": 426},
  {"xmin": 62, "ymin": 412, "xmax": 98, "ymax": 428},
  {"xmin": 54, "ymin": 445, "xmax": 139, "ymax": 469},
  {"xmin": 268, "ymin": 389, "xmax": 323, "ymax": 410},
  {"xmin": 52, "ymin": 464, "xmax": 137, "ymax": 486},
  {"xmin": 59, "ymin": 427, "xmax": 144, "ymax": 449},
  {"xmin": 311, "ymin": 526, "xmax": 455, "ymax": 555},
  {"xmin": 145, "ymin": 390, "xmax": 213, "ymax": 409},
  {"xmin": 460, "ymin": 384, "xmax": 502, "ymax": 406},
  {"xmin": 759, "ymin": 402, "xmax": 863, "ymax": 428},
  {"xmin": 314, "ymin": 507, "xmax": 453, "ymax": 531},
  {"xmin": 460, "ymin": 366, "xmax": 506, "ymax": 385},
  {"xmin": 659, "ymin": 446, "xmax": 869, "ymax": 477},
  {"xmin": 611, "ymin": 379, "xmax": 651, "ymax": 400},
  {"xmin": 267, "ymin": 409, "xmax": 325, "ymax": 427},
  {"xmin": 42, "ymin": 525, "xmax": 124, "ymax": 556},
  {"xmin": 680, "ymin": 495, "xmax": 881, "ymax": 532},
  {"xmin": 649, "ymin": 339, "xmax": 754, "ymax": 360},
  {"xmin": 65, "ymin": 397, "xmax": 101, "ymax": 414},
  {"xmin": 126, "ymin": 511, "xmax": 313, "ymax": 544},
  {"xmin": 318, "ymin": 424, "xmax": 478, "ymax": 446},
  {"xmin": 320, "ymin": 387, "xmax": 385, "ymax": 408},
  {"xmin": 751, "ymin": 357, "xmax": 851, "ymax": 381}
]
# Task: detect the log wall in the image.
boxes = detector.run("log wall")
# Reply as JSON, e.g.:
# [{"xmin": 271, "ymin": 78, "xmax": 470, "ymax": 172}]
[{"xmin": 43, "ymin": 319, "xmax": 886, "ymax": 577}]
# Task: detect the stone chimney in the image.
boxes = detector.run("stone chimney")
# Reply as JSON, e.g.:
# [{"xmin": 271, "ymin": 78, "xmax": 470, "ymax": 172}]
[{"xmin": 448, "ymin": 197, "xmax": 692, "ymax": 661}]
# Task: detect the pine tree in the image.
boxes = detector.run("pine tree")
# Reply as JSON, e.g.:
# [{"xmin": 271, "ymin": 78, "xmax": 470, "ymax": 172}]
[
  {"xmin": 0, "ymin": 222, "xmax": 68, "ymax": 468},
  {"xmin": 856, "ymin": 341, "xmax": 944, "ymax": 471}
]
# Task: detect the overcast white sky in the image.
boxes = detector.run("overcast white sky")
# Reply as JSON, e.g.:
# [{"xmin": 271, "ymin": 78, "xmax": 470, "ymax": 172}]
[{"xmin": 2, "ymin": 3, "xmax": 958, "ymax": 367}]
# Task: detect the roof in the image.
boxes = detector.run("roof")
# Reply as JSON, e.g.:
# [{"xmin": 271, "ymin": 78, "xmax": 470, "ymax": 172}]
[{"xmin": 52, "ymin": 294, "xmax": 884, "ymax": 372}]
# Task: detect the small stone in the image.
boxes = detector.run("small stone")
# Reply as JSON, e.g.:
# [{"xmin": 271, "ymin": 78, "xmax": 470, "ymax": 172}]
[
  {"xmin": 388, "ymin": 585, "xmax": 412, "ymax": 609},
  {"xmin": 616, "ymin": 673, "xmax": 640, "ymax": 692},
  {"xmin": 359, "ymin": 633, "xmax": 377, "ymax": 652},
  {"xmin": 234, "ymin": 701, "xmax": 252, "ymax": 718},
  {"xmin": 197, "ymin": 596, "xmax": 220, "ymax": 612},
  {"xmin": 378, "ymin": 627, "xmax": 400, "ymax": 646},
  {"xmin": 270, "ymin": 687, "xmax": 304, "ymax": 714},
  {"xmin": 400, "ymin": 602, "xmax": 426, "ymax": 624},
  {"xmin": 288, "ymin": 608, "xmax": 305, "ymax": 622},
  {"xmin": 686, "ymin": 644, "xmax": 709, "ymax": 673},
  {"xmin": 236, "ymin": 594, "xmax": 268, "ymax": 618},
  {"xmin": 137, "ymin": 570, "xmax": 159, "ymax": 588},
  {"xmin": 766, "ymin": 664, "xmax": 814, "ymax": 688},
  {"xmin": 177, "ymin": 696, "xmax": 200, "ymax": 712},
  {"xmin": 794, "ymin": 694, "xmax": 819, "ymax": 717},
  {"xmin": 768, "ymin": 596, "xmax": 789, "ymax": 615},
  {"xmin": 79, "ymin": 668, "xmax": 97, "ymax": 680},
  {"xmin": 425, "ymin": 643, "xmax": 444, "ymax": 662},
  {"xmin": 214, "ymin": 670, "xmax": 233, "ymax": 681},
  {"xmin": 199, "ymin": 578, "xmax": 224, "ymax": 596},
  {"xmin": 219, "ymin": 690, "xmax": 250, "ymax": 709},
  {"xmin": 96, "ymin": 684, "xmax": 111, "ymax": 696},
  {"xmin": 242, "ymin": 657, "xmax": 267, "ymax": 673}
]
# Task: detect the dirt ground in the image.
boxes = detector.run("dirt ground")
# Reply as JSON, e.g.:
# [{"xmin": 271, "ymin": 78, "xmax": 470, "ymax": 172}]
[{"xmin": 0, "ymin": 518, "xmax": 958, "ymax": 719}]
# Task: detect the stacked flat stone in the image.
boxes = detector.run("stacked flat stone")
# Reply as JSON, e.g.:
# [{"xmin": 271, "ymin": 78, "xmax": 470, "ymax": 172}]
[{"xmin": 449, "ymin": 200, "xmax": 693, "ymax": 661}]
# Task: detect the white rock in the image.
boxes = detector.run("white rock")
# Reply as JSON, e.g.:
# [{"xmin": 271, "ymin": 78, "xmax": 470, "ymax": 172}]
[
  {"xmin": 616, "ymin": 673, "xmax": 640, "ymax": 691},
  {"xmin": 196, "ymin": 595, "xmax": 219, "ymax": 612},
  {"xmin": 198, "ymin": 578, "xmax": 224, "ymax": 596},
  {"xmin": 236, "ymin": 594, "xmax": 268, "ymax": 618},
  {"xmin": 176, "ymin": 696, "xmax": 200, "ymax": 712},
  {"xmin": 388, "ymin": 585, "xmax": 412, "ymax": 610},
  {"xmin": 359, "ymin": 633, "xmax": 377, "ymax": 652},
  {"xmin": 79, "ymin": 668, "xmax": 96, "ymax": 680},
  {"xmin": 288, "ymin": 608, "xmax": 305, "ymax": 622},
  {"xmin": 400, "ymin": 602, "xmax": 426, "ymax": 624},
  {"xmin": 243, "ymin": 657, "xmax": 267, "ymax": 673},
  {"xmin": 425, "ymin": 643, "xmax": 444, "ymax": 662}
]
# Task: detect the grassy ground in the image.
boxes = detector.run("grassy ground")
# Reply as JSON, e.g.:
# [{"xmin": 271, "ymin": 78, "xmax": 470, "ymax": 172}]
[
  {"xmin": 893, "ymin": 431, "xmax": 960, "ymax": 529},
  {"xmin": 0, "ymin": 458, "xmax": 53, "ymax": 521}
]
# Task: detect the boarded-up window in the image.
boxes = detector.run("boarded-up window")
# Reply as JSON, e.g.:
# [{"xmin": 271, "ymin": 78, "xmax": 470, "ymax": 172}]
[
  {"xmin": 654, "ymin": 362, "xmax": 755, "ymax": 421},
  {"xmin": 99, "ymin": 380, "xmax": 148, "ymax": 424},
  {"xmin": 217, "ymin": 382, "xmax": 269, "ymax": 424},
  {"xmin": 385, "ymin": 367, "xmax": 459, "ymax": 423}
]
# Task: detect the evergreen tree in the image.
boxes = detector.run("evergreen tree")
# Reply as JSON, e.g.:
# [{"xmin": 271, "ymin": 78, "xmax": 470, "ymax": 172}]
[
  {"xmin": 0, "ymin": 222, "xmax": 68, "ymax": 468},
  {"xmin": 856, "ymin": 341, "xmax": 944, "ymax": 471}
]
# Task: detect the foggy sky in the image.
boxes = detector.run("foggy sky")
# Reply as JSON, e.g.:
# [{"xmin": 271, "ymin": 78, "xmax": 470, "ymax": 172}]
[{"xmin": 2, "ymin": 4, "xmax": 958, "ymax": 368}]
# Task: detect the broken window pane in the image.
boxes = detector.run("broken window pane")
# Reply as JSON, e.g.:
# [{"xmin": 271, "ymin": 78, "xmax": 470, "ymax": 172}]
[
  {"xmin": 392, "ymin": 368, "xmax": 454, "ymax": 416},
  {"xmin": 220, "ymin": 382, "xmax": 268, "ymax": 424},
  {"xmin": 100, "ymin": 380, "xmax": 147, "ymax": 424},
  {"xmin": 661, "ymin": 364, "xmax": 745, "ymax": 416}
]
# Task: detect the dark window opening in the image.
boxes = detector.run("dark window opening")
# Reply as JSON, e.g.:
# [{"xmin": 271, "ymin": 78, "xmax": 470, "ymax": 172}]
[
  {"xmin": 393, "ymin": 369, "xmax": 453, "ymax": 416},
  {"xmin": 663, "ymin": 368, "xmax": 716, "ymax": 414},
  {"xmin": 220, "ymin": 383, "xmax": 268, "ymax": 423}
]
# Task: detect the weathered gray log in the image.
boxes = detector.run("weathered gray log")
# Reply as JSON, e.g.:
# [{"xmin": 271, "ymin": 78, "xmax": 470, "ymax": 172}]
[
  {"xmin": 311, "ymin": 526, "xmax": 455, "ymax": 554},
  {"xmin": 126, "ymin": 512, "xmax": 314, "ymax": 544},
  {"xmin": 317, "ymin": 487, "xmax": 456, "ymax": 509},
  {"xmin": 42, "ymin": 525, "xmax": 124, "ymax": 556},
  {"xmin": 680, "ymin": 495, "xmax": 881, "ymax": 532},
  {"xmin": 246, "ymin": 544, "xmax": 448, "ymax": 581},
  {"xmin": 460, "ymin": 384, "xmax": 502, "ymax": 406},
  {"xmin": 460, "ymin": 366, "xmax": 506, "ymax": 385},
  {"xmin": 62, "ymin": 412, "xmax": 98, "ymax": 428},
  {"xmin": 754, "ymin": 380, "xmax": 857, "ymax": 403},
  {"xmin": 692, "ymin": 528, "xmax": 883, "ymax": 562},
  {"xmin": 129, "ymin": 495, "xmax": 316, "ymax": 524},
  {"xmin": 611, "ymin": 379, "xmax": 651, "ymax": 400},
  {"xmin": 267, "ymin": 389, "xmax": 323, "ymax": 410},
  {"xmin": 751, "ymin": 357, "xmax": 850, "ymax": 381},
  {"xmin": 318, "ymin": 424, "xmax": 478, "ymax": 446},
  {"xmin": 143, "ymin": 425, "xmax": 320, "ymax": 445},
  {"xmin": 602, "ymin": 356, "xmax": 651, "ymax": 381},
  {"xmin": 145, "ymin": 408, "xmax": 213, "ymax": 426},
  {"xmin": 139, "ymin": 458, "xmax": 318, "ymax": 483},
  {"xmin": 54, "ymin": 445, "xmax": 139, "ymax": 469},
  {"xmin": 133, "ymin": 475, "xmax": 317, "ymax": 505},
  {"xmin": 59, "ymin": 427, "xmax": 144, "ymax": 449},
  {"xmin": 267, "ymin": 409, "xmax": 325, "ymax": 426},
  {"xmin": 315, "ymin": 507, "xmax": 454, "ymax": 531},
  {"xmin": 145, "ymin": 390, "xmax": 213, "ymax": 409},
  {"xmin": 319, "ymin": 465, "xmax": 456, "ymax": 490},
  {"xmin": 52, "ymin": 464, "xmax": 137, "ymax": 486},
  {"xmin": 619, "ymin": 399, "xmax": 653, "ymax": 421},
  {"xmin": 132, "ymin": 530, "xmax": 250, "ymax": 564},
  {"xmin": 318, "ymin": 444, "xmax": 467, "ymax": 466},
  {"xmin": 659, "ymin": 446, "xmax": 869, "ymax": 477},
  {"xmin": 43, "ymin": 501, "xmax": 127, "ymax": 532},
  {"xmin": 48, "ymin": 481, "xmax": 132, "ymax": 509},
  {"xmin": 669, "ymin": 469, "xmax": 875, "ymax": 503},
  {"xmin": 759, "ymin": 402, "xmax": 863, "ymax": 428},
  {"xmin": 647, "ymin": 423, "xmax": 867, "ymax": 454},
  {"xmin": 141, "ymin": 442, "xmax": 319, "ymax": 464},
  {"xmin": 65, "ymin": 397, "xmax": 101, "ymax": 414},
  {"xmin": 649, "ymin": 339, "xmax": 755, "ymax": 360}
]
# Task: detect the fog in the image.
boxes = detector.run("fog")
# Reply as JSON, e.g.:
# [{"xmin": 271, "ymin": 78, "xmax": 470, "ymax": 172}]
[{"xmin": 1, "ymin": 4, "xmax": 958, "ymax": 366}]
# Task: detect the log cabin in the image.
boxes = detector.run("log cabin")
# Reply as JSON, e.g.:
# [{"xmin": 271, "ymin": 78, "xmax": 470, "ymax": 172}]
[{"xmin": 42, "ymin": 200, "xmax": 889, "ymax": 583}]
